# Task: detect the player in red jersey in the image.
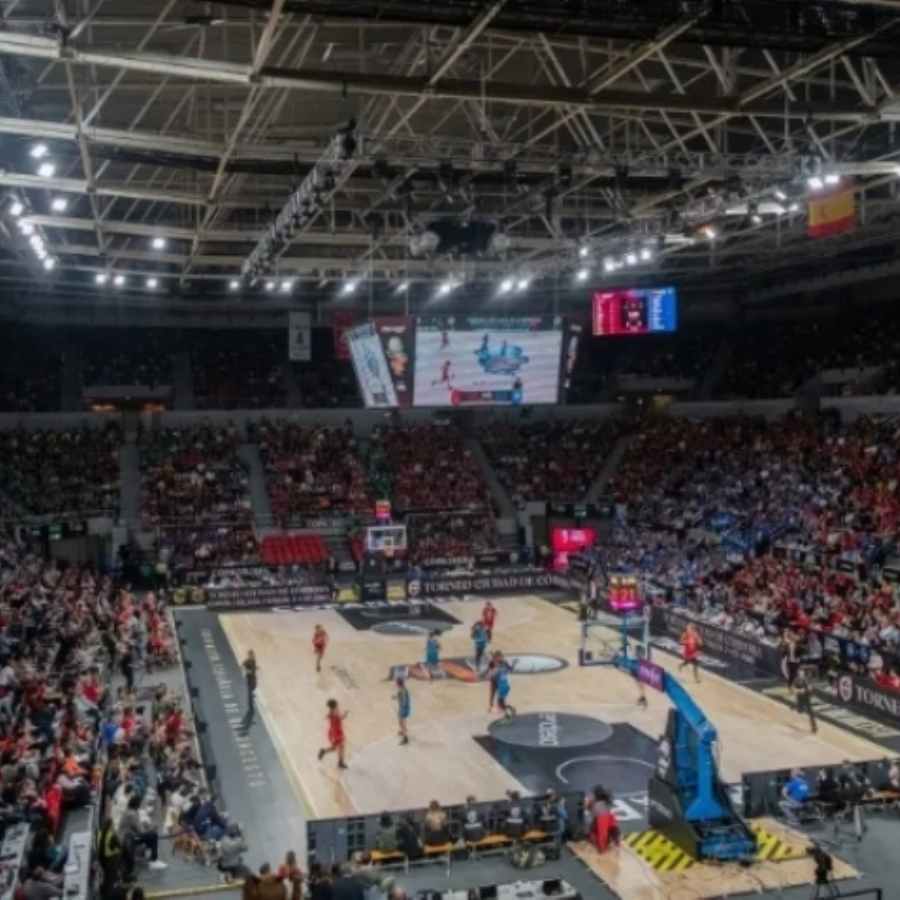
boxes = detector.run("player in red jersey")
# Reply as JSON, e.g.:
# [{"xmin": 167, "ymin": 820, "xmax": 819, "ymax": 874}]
[
  {"xmin": 317, "ymin": 699, "xmax": 348, "ymax": 769},
  {"xmin": 679, "ymin": 623, "xmax": 701, "ymax": 683},
  {"xmin": 440, "ymin": 331, "xmax": 450, "ymax": 349},
  {"xmin": 440, "ymin": 360, "xmax": 452, "ymax": 384},
  {"xmin": 482, "ymin": 601, "xmax": 497, "ymax": 642},
  {"xmin": 312, "ymin": 624, "xmax": 328, "ymax": 673}
]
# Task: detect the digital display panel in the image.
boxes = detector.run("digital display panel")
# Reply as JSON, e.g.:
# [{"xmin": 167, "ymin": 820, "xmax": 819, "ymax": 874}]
[
  {"xmin": 413, "ymin": 315, "xmax": 565, "ymax": 407},
  {"xmin": 346, "ymin": 322, "xmax": 399, "ymax": 409},
  {"xmin": 592, "ymin": 287, "xmax": 678, "ymax": 336},
  {"xmin": 551, "ymin": 526, "xmax": 595, "ymax": 572},
  {"xmin": 609, "ymin": 574, "xmax": 641, "ymax": 612}
]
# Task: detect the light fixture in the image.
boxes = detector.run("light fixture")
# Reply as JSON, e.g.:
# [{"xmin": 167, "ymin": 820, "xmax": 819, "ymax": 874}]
[
  {"xmin": 807, "ymin": 175, "xmax": 824, "ymax": 191},
  {"xmin": 36, "ymin": 248, "xmax": 47, "ymax": 260},
  {"xmin": 96, "ymin": 273, "xmax": 108, "ymax": 285},
  {"xmin": 578, "ymin": 245, "xmax": 589, "ymax": 258},
  {"xmin": 152, "ymin": 237, "xmax": 166, "ymax": 250},
  {"xmin": 576, "ymin": 268, "xmax": 589, "ymax": 281},
  {"xmin": 774, "ymin": 189, "xmax": 787, "ymax": 201},
  {"xmin": 50, "ymin": 198, "xmax": 67, "ymax": 213},
  {"xmin": 19, "ymin": 222, "xmax": 34, "ymax": 236},
  {"xmin": 603, "ymin": 258, "xmax": 615, "ymax": 273},
  {"xmin": 437, "ymin": 281, "xmax": 453, "ymax": 296},
  {"xmin": 113, "ymin": 274, "xmax": 125, "ymax": 287},
  {"xmin": 824, "ymin": 173, "xmax": 841, "ymax": 186},
  {"xmin": 699, "ymin": 225, "xmax": 717, "ymax": 240},
  {"xmin": 280, "ymin": 279, "xmax": 293, "ymax": 292},
  {"xmin": 229, "ymin": 280, "xmax": 240, "ymax": 291},
  {"xmin": 341, "ymin": 279, "xmax": 358, "ymax": 296},
  {"xmin": 751, "ymin": 213, "xmax": 762, "ymax": 224},
  {"xmin": 43, "ymin": 258, "xmax": 55, "ymax": 271},
  {"xmin": 516, "ymin": 278, "xmax": 530, "ymax": 291},
  {"xmin": 29, "ymin": 235, "xmax": 43, "ymax": 250},
  {"xmin": 789, "ymin": 202, "xmax": 801, "ymax": 213},
  {"xmin": 37, "ymin": 163, "xmax": 55, "ymax": 178},
  {"xmin": 30, "ymin": 143, "xmax": 48, "ymax": 159},
  {"xmin": 146, "ymin": 277, "xmax": 158, "ymax": 289},
  {"xmin": 9, "ymin": 201, "xmax": 23, "ymax": 217},
  {"xmin": 396, "ymin": 280, "xmax": 409, "ymax": 293},
  {"xmin": 625, "ymin": 252, "xmax": 638, "ymax": 266},
  {"xmin": 499, "ymin": 278, "xmax": 513, "ymax": 294},
  {"xmin": 640, "ymin": 247, "xmax": 652, "ymax": 261},
  {"xmin": 265, "ymin": 280, "xmax": 275, "ymax": 292}
]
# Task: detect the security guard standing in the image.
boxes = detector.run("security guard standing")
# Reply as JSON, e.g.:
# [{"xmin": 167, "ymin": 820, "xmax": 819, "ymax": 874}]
[
  {"xmin": 96, "ymin": 815, "xmax": 122, "ymax": 900},
  {"xmin": 795, "ymin": 668, "xmax": 817, "ymax": 734}
]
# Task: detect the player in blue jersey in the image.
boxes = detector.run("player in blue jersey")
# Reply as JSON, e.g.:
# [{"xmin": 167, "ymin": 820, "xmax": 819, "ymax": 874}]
[
  {"xmin": 424, "ymin": 630, "xmax": 441, "ymax": 680},
  {"xmin": 471, "ymin": 620, "xmax": 488, "ymax": 672},
  {"xmin": 494, "ymin": 657, "xmax": 516, "ymax": 722},
  {"xmin": 394, "ymin": 677, "xmax": 411, "ymax": 745}
]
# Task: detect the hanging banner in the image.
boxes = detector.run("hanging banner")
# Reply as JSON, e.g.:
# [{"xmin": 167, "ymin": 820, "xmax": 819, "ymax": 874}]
[
  {"xmin": 807, "ymin": 182, "xmax": 855, "ymax": 239},
  {"xmin": 333, "ymin": 312, "xmax": 355, "ymax": 361},
  {"xmin": 288, "ymin": 311, "xmax": 312, "ymax": 361}
]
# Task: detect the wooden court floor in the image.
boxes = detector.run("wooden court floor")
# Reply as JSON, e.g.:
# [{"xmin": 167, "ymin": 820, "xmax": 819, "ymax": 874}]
[{"xmin": 219, "ymin": 596, "xmax": 885, "ymax": 820}]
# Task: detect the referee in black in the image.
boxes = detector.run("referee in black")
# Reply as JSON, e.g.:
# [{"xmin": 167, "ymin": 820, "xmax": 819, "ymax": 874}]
[
  {"xmin": 795, "ymin": 667, "xmax": 817, "ymax": 734},
  {"xmin": 242, "ymin": 649, "xmax": 258, "ymax": 728}
]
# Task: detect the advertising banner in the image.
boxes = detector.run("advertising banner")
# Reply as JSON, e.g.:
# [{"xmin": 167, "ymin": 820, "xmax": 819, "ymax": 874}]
[
  {"xmin": 288, "ymin": 311, "xmax": 312, "ymax": 362},
  {"xmin": 551, "ymin": 526, "xmax": 595, "ymax": 572},
  {"xmin": 374, "ymin": 316, "xmax": 414, "ymax": 409},
  {"xmin": 832, "ymin": 673, "xmax": 900, "ymax": 724},
  {"xmin": 649, "ymin": 606, "xmax": 782, "ymax": 675},
  {"xmin": 418, "ymin": 549, "xmax": 527, "ymax": 570},
  {"xmin": 406, "ymin": 571, "xmax": 554, "ymax": 598},
  {"xmin": 333, "ymin": 312, "xmax": 354, "ymax": 361},
  {"xmin": 206, "ymin": 583, "xmax": 332, "ymax": 609}
]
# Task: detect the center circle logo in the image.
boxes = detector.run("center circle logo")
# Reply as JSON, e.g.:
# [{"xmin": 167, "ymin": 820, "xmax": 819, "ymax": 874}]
[
  {"xmin": 487, "ymin": 712, "xmax": 613, "ymax": 749},
  {"xmin": 838, "ymin": 675, "xmax": 853, "ymax": 703},
  {"xmin": 372, "ymin": 620, "xmax": 453, "ymax": 636}
]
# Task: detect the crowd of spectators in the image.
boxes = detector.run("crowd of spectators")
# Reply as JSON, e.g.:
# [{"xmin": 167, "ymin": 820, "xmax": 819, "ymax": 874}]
[
  {"xmin": 479, "ymin": 418, "xmax": 623, "ymax": 503},
  {"xmin": 192, "ymin": 331, "xmax": 286, "ymax": 410},
  {"xmin": 0, "ymin": 328, "xmax": 63, "ymax": 413},
  {"xmin": 139, "ymin": 425, "xmax": 251, "ymax": 530},
  {"xmin": 251, "ymin": 422, "xmax": 371, "ymax": 528},
  {"xmin": 81, "ymin": 330, "xmax": 175, "ymax": 388},
  {"xmin": 0, "ymin": 425, "xmax": 121, "ymax": 517},
  {"xmin": 408, "ymin": 512, "xmax": 500, "ymax": 559}
]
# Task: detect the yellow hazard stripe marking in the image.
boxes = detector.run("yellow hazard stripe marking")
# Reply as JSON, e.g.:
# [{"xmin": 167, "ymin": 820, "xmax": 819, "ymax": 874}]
[{"xmin": 624, "ymin": 830, "xmax": 695, "ymax": 872}]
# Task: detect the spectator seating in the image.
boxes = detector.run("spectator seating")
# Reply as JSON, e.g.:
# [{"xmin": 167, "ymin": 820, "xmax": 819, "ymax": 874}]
[
  {"xmin": 81, "ymin": 328, "xmax": 176, "ymax": 387},
  {"xmin": 0, "ymin": 326, "xmax": 62, "ymax": 412},
  {"xmin": 192, "ymin": 330, "xmax": 286, "ymax": 409},
  {"xmin": 159, "ymin": 526, "xmax": 259, "ymax": 569},
  {"xmin": 259, "ymin": 533, "xmax": 328, "ymax": 566},
  {"xmin": 479, "ymin": 419, "xmax": 622, "ymax": 503},
  {"xmin": 252, "ymin": 422, "xmax": 371, "ymax": 527},
  {"xmin": 0, "ymin": 424, "xmax": 121, "ymax": 517},
  {"xmin": 139, "ymin": 424, "xmax": 251, "ymax": 529}
]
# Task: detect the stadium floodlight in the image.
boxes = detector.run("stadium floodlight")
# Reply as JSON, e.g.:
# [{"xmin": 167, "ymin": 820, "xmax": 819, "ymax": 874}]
[
  {"xmin": 43, "ymin": 257, "xmax": 55, "ymax": 270},
  {"xmin": 579, "ymin": 244, "xmax": 589, "ymax": 258},
  {"xmin": 152, "ymin": 237, "xmax": 166, "ymax": 250},
  {"xmin": 9, "ymin": 201, "xmax": 23, "ymax": 217},
  {"xmin": 824, "ymin": 173, "xmax": 841, "ymax": 186},
  {"xmin": 280, "ymin": 279, "xmax": 294, "ymax": 292},
  {"xmin": 603, "ymin": 258, "xmax": 615, "ymax": 272},
  {"xmin": 51, "ymin": 198, "xmax": 67, "ymax": 213},
  {"xmin": 751, "ymin": 213, "xmax": 762, "ymax": 224},
  {"xmin": 146, "ymin": 277, "xmax": 158, "ymax": 289},
  {"xmin": 342, "ymin": 279, "xmax": 358, "ymax": 296},
  {"xmin": 37, "ymin": 162, "xmax": 55, "ymax": 178},
  {"xmin": 516, "ymin": 278, "xmax": 530, "ymax": 291},
  {"xmin": 576, "ymin": 268, "xmax": 589, "ymax": 281},
  {"xmin": 396, "ymin": 280, "xmax": 409, "ymax": 293},
  {"xmin": 229, "ymin": 280, "xmax": 240, "ymax": 290},
  {"xmin": 625, "ymin": 252, "xmax": 637, "ymax": 266},
  {"xmin": 807, "ymin": 175, "xmax": 824, "ymax": 191},
  {"xmin": 437, "ymin": 280, "xmax": 456, "ymax": 296},
  {"xmin": 789, "ymin": 202, "xmax": 801, "ymax": 213},
  {"xmin": 30, "ymin": 143, "xmax": 48, "ymax": 159},
  {"xmin": 264, "ymin": 280, "xmax": 275, "ymax": 292},
  {"xmin": 640, "ymin": 247, "xmax": 652, "ymax": 261},
  {"xmin": 95, "ymin": 273, "xmax": 108, "ymax": 285},
  {"xmin": 19, "ymin": 222, "xmax": 34, "ymax": 236},
  {"xmin": 113, "ymin": 274, "xmax": 125, "ymax": 287},
  {"xmin": 774, "ymin": 189, "xmax": 787, "ymax": 201},
  {"xmin": 499, "ymin": 278, "xmax": 513, "ymax": 293}
]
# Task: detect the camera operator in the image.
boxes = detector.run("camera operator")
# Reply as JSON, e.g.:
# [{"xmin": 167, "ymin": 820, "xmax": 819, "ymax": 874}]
[
  {"xmin": 837, "ymin": 760, "xmax": 870, "ymax": 840},
  {"xmin": 217, "ymin": 823, "xmax": 252, "ymax": 881}
]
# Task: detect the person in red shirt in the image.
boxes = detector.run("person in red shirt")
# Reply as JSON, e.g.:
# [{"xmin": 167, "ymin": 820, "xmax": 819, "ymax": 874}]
[
  {"xmin": 482, "ymin": 602, "xmax": 497, "ymax": 642},
  {"xmin": 317, "ymin": 699, "xmax": 348, "ymax": 769},
  {"xmin": 312, "ymin": 625, "xmax": 328, "ymax": 674},
  {"xmin": 679, "ymin": 624, "xmax": 701, "ymax": 683}
]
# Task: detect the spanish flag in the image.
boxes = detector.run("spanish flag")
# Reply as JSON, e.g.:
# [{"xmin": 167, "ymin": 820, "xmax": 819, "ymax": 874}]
[{"xmin": 807, "ymin": 183, "xmax": 855, "ymax": 239}]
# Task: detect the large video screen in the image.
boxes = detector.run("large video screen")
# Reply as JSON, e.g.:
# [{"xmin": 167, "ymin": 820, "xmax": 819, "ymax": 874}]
[
  {"xmin": 592, "ymin": 287, "xmax": 678, "ymax": 336},
  {"xmin": 346, "ymin": 320, "xmax": 415, "ymax": 409},
  {"xmin": 413, "ymin": 316, "xmax": 565, "ymax": 407},
  {"xmin": 551, "ymin": 526, "xmax": 595, "ymax": 572}
]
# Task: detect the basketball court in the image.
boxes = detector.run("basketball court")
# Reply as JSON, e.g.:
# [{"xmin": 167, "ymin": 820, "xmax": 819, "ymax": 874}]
[{"xmin": 218, "ymin": 594, "xmax": 883, "ymax": 822}]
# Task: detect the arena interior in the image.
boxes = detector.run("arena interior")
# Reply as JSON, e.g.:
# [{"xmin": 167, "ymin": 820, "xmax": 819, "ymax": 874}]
[{"xmin": 4, "ymin": 2, "xmax": 900, "ymax": 899}]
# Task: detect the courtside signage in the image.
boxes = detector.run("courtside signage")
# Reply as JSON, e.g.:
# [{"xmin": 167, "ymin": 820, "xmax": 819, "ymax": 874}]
[{"xmin": 407, "ymin": 572, "xmax": 554, "ymax": 598}]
